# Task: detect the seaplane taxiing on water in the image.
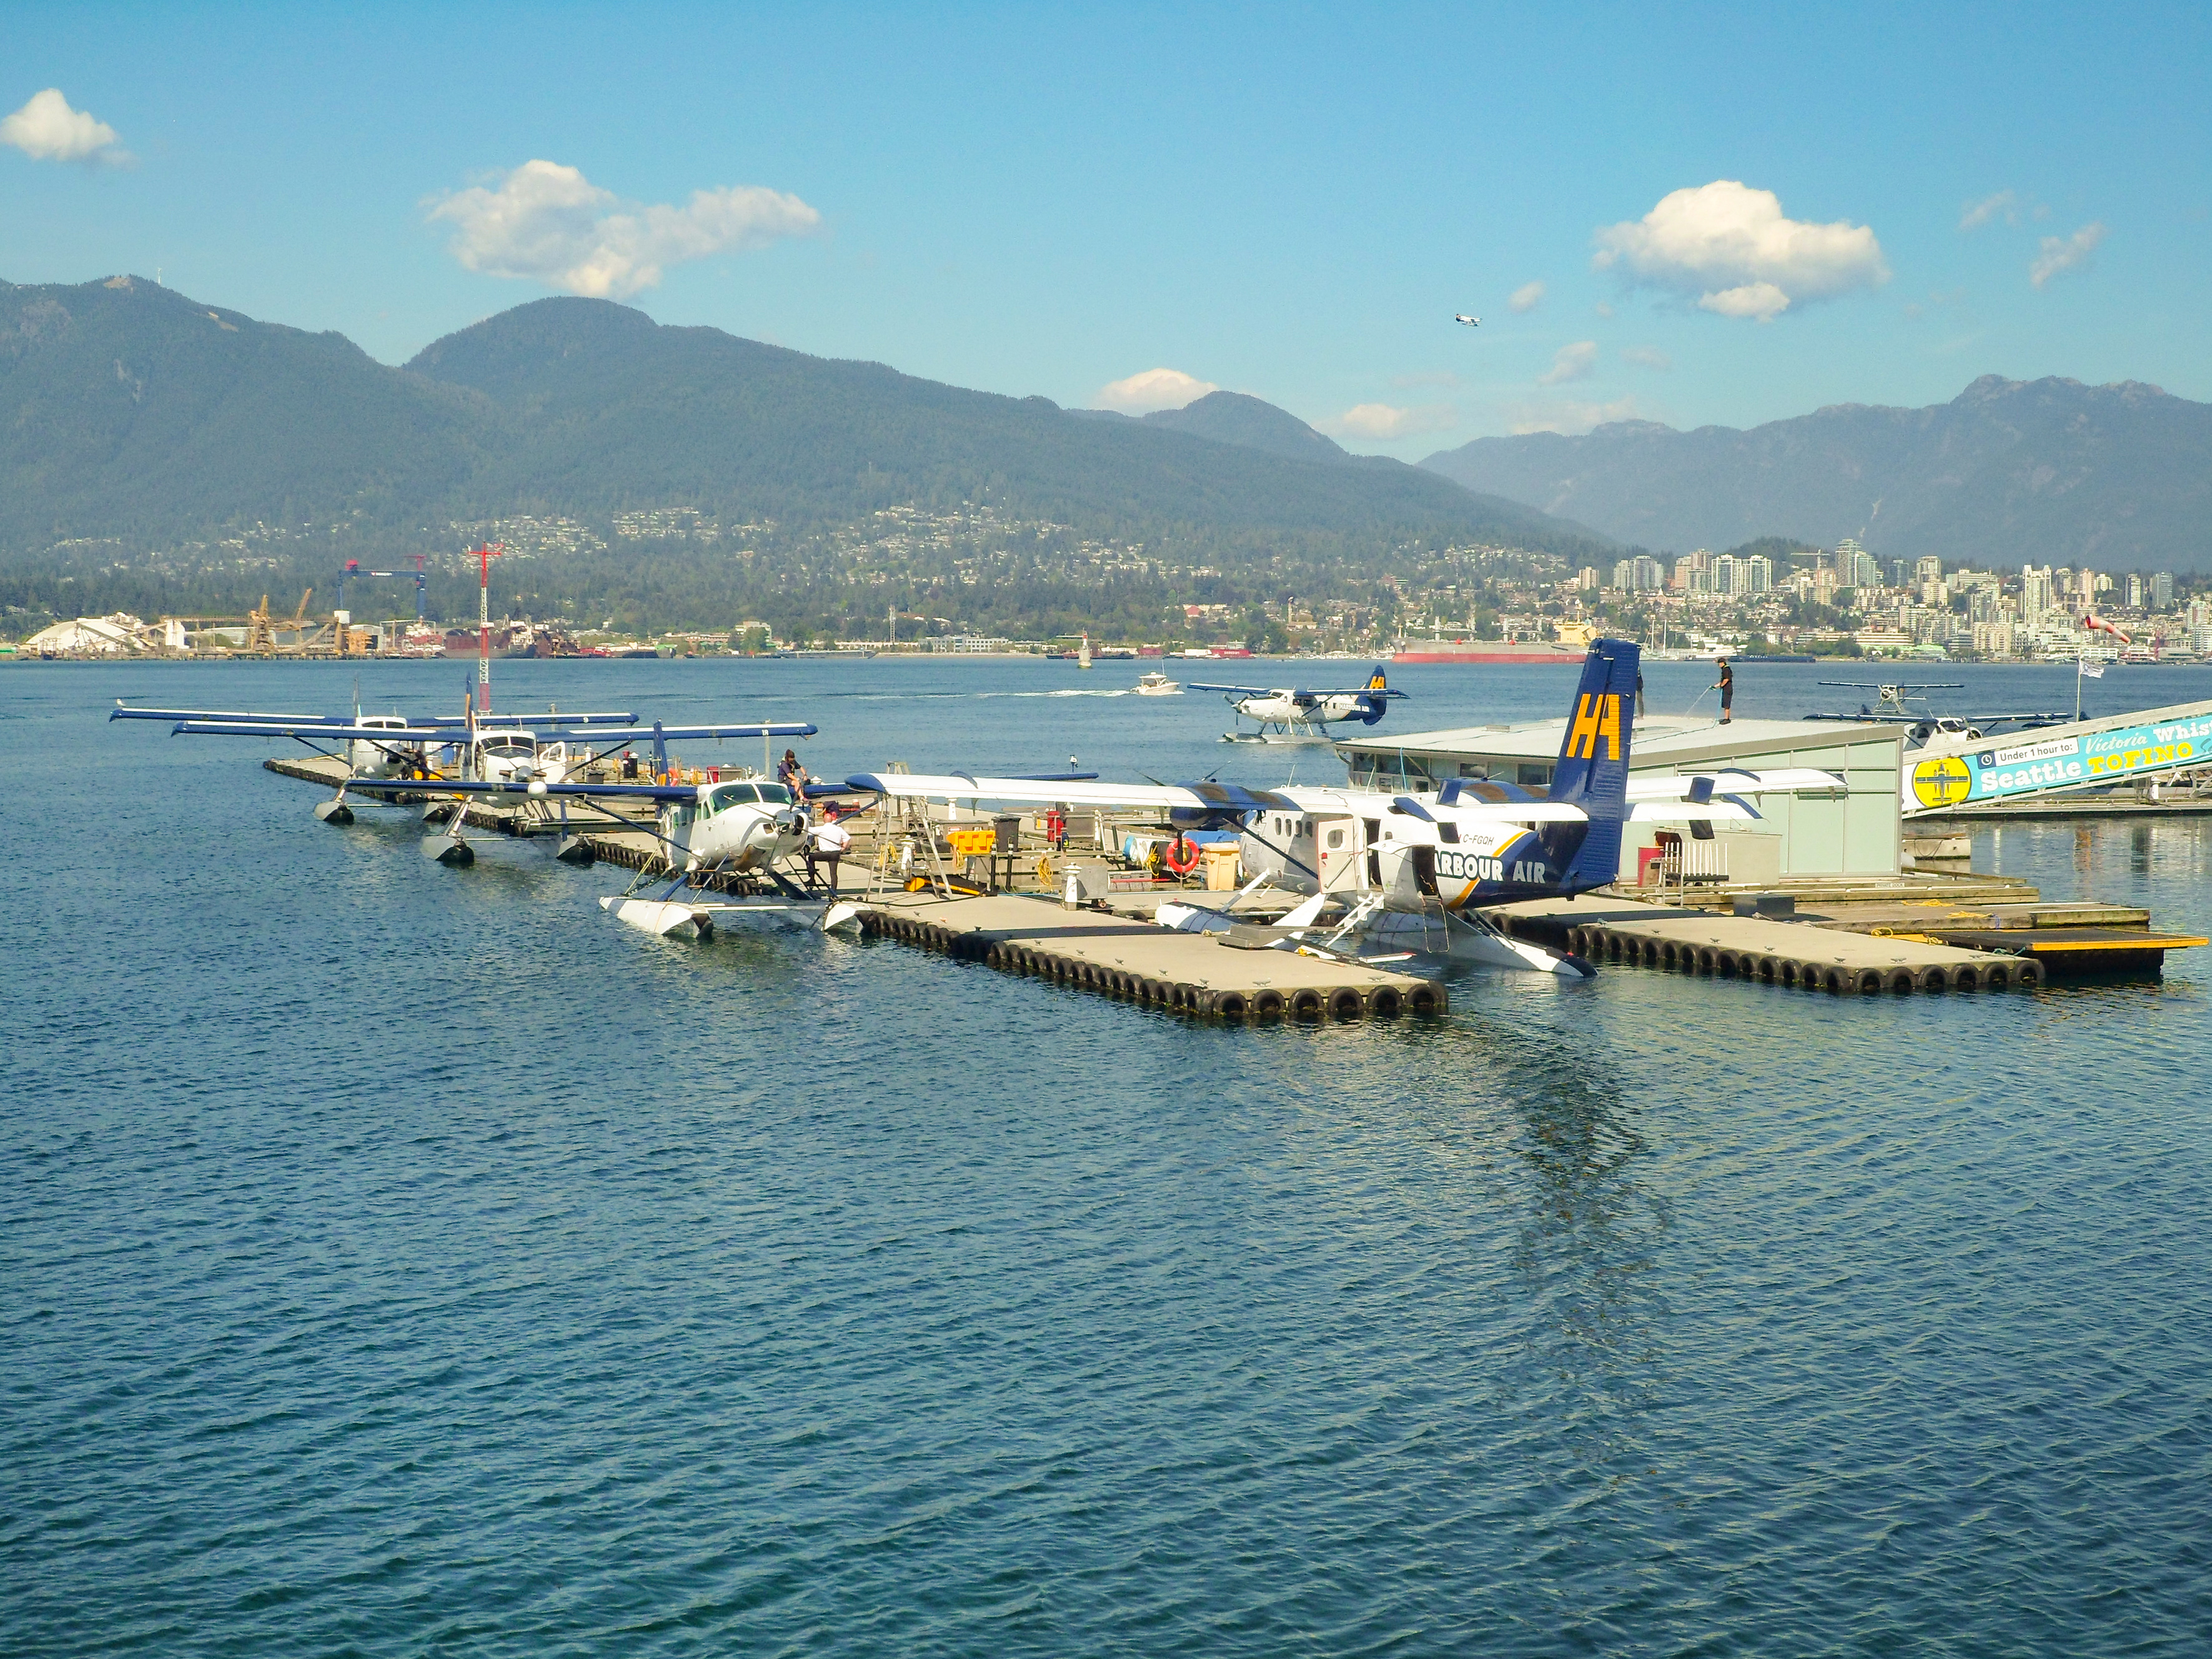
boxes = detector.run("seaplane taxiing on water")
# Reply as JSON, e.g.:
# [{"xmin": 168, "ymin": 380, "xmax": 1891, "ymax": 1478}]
[
  {"xmin": 1193, "ymin": 664, "xmax": 1408, "ymax": 743},
  {"xmin": 116, "ymin": 698, "xmax": 860, "ymax": 939},
  {"xmin": 846, "ymin": 641, "xmax": 1844, "ymax": 976}
]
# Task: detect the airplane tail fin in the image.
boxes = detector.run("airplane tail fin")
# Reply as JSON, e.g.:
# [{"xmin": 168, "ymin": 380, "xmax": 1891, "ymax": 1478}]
[
  {"xmin": 1357, "ymin": 664, "xmax": 1391, "ymax": 725},
  {"xmin": 1540, "ymin": 639, "xmax": 1639, "ymax": 891}
]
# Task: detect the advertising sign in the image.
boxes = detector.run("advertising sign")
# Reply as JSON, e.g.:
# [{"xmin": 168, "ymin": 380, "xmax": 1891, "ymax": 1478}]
[{"xmin": 1907, "ymin": 711, "xmax": 2212, "ymax": 810}]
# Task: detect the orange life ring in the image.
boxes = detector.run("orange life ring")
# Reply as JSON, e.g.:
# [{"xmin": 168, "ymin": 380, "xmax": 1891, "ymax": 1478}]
[{"xmin": 1161, "ymin": 833, "xmax": 1202, "ymax": 876}]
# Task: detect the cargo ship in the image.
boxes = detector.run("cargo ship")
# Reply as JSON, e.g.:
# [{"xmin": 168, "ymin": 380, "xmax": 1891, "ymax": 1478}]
[{"xmin": 1390, "ymin": 638, "xmax": 1589, "ymax": 665}]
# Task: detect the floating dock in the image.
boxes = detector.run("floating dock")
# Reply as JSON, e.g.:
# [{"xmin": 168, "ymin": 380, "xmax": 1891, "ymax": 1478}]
[
  {"xmin": 854, "ymin": 888, "xmax": 1447, "ymax": 1023},
  {"xmin": 264, "ymin": 754, "xmax": 2200, "ymax": 1003},
  {"xmin": 1487, "ymin": 896, "xmax": 2045, "ymax": 992}
]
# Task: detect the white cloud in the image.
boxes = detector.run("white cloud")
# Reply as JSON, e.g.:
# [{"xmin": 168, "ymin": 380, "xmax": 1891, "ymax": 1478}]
[
  {"xmin": 427, "ymin": 159, "xmax": 820, "ymax": 299},
  {"xmin": 1096, "ymin": 367, "xmax": 1218, "ymax": 413},
  {"xmin": 1621, "ymin": 345, "xmax": 1672, "ymax": 370},
  {"xmin": 1505, "ymin": 395, "xmax": 1645, "ymax": 436},
  {"xmin": 1592, "ymin": 179, "xmax": 1887, "ymax": 321},
  {"xmin": 2030, "ymin": 222, "xmax": 2106, "ymax": 288},
  {"xmin": 1, "ymin": 88, "xmax": 128, "ymax": 164},
  {"xmin": 1509, "ymin": 280, "xmax": 1546, "ymax": 314},
  {"xmin": 1320, "ymin": 402, "xmax": 1456, "ymax": 440},
  {"xmin": 1960, "ymin": 189, "xmax": 2018, "ymax": 230},
  {"xmin": 1538, "ymin": 340, "xmax": 1599, "ymax": 385},
  {"xmin": 1594, "ymin": 301, "xmax": 1615, "ymax": 319}
]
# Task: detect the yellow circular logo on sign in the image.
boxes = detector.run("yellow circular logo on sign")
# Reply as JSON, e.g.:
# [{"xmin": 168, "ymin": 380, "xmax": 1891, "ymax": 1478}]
[{"xmin": 1911, "ymin": 756, "xmax": 1972, "ymax": 808}]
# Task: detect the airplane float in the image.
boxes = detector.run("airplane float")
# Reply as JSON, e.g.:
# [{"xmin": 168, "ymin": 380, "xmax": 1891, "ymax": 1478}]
[
  {"xmin": 846, "ymin": 641, "xmax": 1843, "ymax": 976},
  {"xmin": 116, "ymin": 698, "xmax": 858, "ymax": 939},
  {"xmin": 1191, "ymin": 663, "xmax": 1408, "ymax": 742}
]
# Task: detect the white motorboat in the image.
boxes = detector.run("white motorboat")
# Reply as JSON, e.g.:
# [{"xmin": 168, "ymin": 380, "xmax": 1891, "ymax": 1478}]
[{"xmin": 1134, "ymin": 671, "xmax": 1181, "ymax": 695}]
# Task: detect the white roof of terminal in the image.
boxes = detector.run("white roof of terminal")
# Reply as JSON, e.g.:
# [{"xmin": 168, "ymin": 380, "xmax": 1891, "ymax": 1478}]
[{"xmin": 1337, "ymin": 714, "xmax": 1895, "ymax": 767}]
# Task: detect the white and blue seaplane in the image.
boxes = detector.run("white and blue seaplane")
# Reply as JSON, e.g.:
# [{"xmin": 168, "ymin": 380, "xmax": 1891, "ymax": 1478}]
[
  {"xmin": 1193, "ymin": 663, "xmax": 1407, "ymax": 743},
  {"xmin": 846, "ymin": 641, "xmax": 1842, "ymax": 975},
  {"xmin": 120, "ymin": 700, "xmax": 856, "ymax": 940}
]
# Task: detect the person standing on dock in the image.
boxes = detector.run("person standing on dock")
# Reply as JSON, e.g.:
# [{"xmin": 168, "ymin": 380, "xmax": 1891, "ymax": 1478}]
[
  {"xmin": 1714, "ymin": 658, "xmax": 1734, "ymax": 725},
  {"xmin": 808, "ymin": 811, "xmax": 852, "ymax": 891}
]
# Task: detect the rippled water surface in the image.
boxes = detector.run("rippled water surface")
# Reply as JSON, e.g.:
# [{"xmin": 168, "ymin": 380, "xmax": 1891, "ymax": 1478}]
[{"xmin": 6, "ymin": 657, "xmax": 2211, "ymax": 1655}]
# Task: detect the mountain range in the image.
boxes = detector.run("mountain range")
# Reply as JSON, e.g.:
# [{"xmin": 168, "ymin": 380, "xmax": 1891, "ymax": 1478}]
[
  {"xmin": 0, "ymin": 276, "xmax": 1592, "ymax": 562},
  {"xmin": 1421, "ymin": 376, "xmax": 2212, "ymax": 570}
]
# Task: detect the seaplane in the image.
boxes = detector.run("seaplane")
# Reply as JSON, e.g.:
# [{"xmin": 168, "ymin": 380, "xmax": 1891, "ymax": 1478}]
[
  {"xmin": 846, "ymin": 641, "xmax": 1845, "ymax": 976},
  {"xmin": 111, "ymin": 700, "xmax": 646, "ymax": 788},
  {"xmin": 1194, "ymin": 664, "xmax": 1408, "ymax": 743},
  {"xmin": 117, "ymin": 698, "xmax": 857, "ymax": 939},
  {"xmin": 1805, "ymin": 683, "xmax": 2069, "ymax": 749}
]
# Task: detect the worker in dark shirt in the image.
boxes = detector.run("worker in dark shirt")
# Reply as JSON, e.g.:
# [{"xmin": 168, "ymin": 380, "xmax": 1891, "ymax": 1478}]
[{"xmin": 1714, "ymin": 659, "xmax": 1734, "ymax": 725}]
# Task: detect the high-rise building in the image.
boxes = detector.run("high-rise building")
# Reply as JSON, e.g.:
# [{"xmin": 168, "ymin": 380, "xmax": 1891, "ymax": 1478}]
[
  {"xmin": 1745, "ymin": 555, "xmax": 1773, "ymax": 593},
  {"xmin": 2021, "ymin": 564, "xmax": 2055, "ymax": 618},
  {"xmin": 2154, "ymin": 572, "xmax": 2175, "ymax": 608},
  {"xmin": 1709, "ymin": 555, "xmax": 1738, "ymax": 595},
  {"xmin": 1853, "ymin": 552, "xmax": 1883, "ymax": 588},
  {"xmin": 2126, "ymin": 573, "xmax": 2144, "ymax": 608},
  {"xmin": 1633, "ymin": 555, "xmax": 1663, "ymax": 591},
  {"xmin": 1914, "ymin": 555, "xmax": 1943, "ymax": 583}
]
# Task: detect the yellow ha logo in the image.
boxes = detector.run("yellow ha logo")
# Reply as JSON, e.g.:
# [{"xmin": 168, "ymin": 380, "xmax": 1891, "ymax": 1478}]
[
  {"xmin": 1565, "ymin": 693, "xmax": 1622, "ymax": 760},
  {"xmin": 1912, "ymin": 756, "xmax": 1972, "ymax": 808}
]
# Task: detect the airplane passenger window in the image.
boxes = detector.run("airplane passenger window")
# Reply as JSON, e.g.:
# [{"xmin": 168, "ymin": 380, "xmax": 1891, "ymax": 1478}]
[{"xmin": 1327, "ymin": 829, "xmax": 1345, "ymax": 849}]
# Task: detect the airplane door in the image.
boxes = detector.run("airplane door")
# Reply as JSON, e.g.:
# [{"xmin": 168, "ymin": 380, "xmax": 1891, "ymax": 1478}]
[
  {"xmin": 1363, "ymin": 818, "xmax": 1381, "ymax": 887},
  {"xmin": 1314, "ymin": 815, "xmax": 1361, "ymax": 891}
]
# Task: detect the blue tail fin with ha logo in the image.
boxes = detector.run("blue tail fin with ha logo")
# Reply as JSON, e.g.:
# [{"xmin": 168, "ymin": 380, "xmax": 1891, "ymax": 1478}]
[{"xmin": 1539, "ymin": 639, "xmax": 1639, "ymax": 893}]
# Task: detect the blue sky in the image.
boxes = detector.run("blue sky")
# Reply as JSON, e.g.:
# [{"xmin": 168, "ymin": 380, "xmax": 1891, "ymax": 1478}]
[{"xmin": 4, "ymin": 2, "xmax": 2206, "ymax": 457}]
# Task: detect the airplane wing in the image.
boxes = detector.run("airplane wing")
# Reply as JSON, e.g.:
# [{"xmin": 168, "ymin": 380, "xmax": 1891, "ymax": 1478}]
[
  {"xmin": 168, "ymin": 719, "xmax": 816, "ymax": 743},
  {"xmin": 342, "ymin": 778, "xmax": 703, "ymax": 803},
  {"xmin": 1390, "ymin": 795, "xmax": 1589, "ymax": 825},
  {"xmin": 1290, "ymin": 685, "xmax": 1410, "ymax": 700},
  {"xmin": 846, "ymin": 772, "xmax": 1296, "ymax": 815},
  {"xmin": 114, "ymin": 704, "xmax": 347, "ymax": 724},
  {"xmin": 1184, "ymin": 683, "xmax": 1277, "ymax": 698},
  {"xmin": 1628, "ymin": 800, "xmax": 1759, "ymax": 823},
  {"xmin": 171, "ymin": 720, "xmax": 455, "ymax": 741},
  {"xmin": 1626, "ymin": 767, "xmax": 1843, "ymax": 800}
]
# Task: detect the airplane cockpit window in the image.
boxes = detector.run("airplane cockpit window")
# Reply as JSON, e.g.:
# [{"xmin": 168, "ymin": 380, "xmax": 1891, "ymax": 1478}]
[
  {"xmin": 755, "ymin": 783, "xmax": 793, "ymax": 805},
  {"xmin": 708, "ymin": 783, "xmax": 761, "ymax": 812}
]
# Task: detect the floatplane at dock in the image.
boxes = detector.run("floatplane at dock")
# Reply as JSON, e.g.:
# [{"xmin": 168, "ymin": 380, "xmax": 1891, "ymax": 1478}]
[
  {"xmin": 850, "ymin": 642, "xmax": 1847, "ymax": 975},
  {"xmin": 116, "ymin": 697, "xmax": 862, "ymax": 939}
]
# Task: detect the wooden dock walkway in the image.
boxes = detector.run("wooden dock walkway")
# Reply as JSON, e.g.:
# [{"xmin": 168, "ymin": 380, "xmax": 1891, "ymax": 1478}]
[
  {"xmin": 855, "ymin": 888, "xmax": 1447, "ymax": 1023},
  {"xmin": 1485, "ymin": 896, "xmax": 2048, "ymax": 993}
]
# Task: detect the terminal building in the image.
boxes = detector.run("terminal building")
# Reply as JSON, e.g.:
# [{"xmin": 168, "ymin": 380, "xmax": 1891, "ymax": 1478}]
[{"xmin": 1335, "ymin": 715, "xmax": 1905, "ymax": 885}]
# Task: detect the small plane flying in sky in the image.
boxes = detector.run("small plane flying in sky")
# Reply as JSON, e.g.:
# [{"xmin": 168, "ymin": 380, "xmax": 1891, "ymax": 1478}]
[
  {"xmin": 1454, "ymin": 314, "xmax": 1480, "ymax": 327},
  {"xmin": 1191, "ymin": 664, "xmax": 1407, "ymax": 741},
  {"xmin": 848, "ymin": 641, "xmax": 1843, "ymax": 974}
]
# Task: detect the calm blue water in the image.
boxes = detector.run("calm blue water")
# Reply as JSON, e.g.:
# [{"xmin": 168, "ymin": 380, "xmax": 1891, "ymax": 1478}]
[{"xmin": 6, "ymin": 656, "xmax": 2211, "ymax": 1656}]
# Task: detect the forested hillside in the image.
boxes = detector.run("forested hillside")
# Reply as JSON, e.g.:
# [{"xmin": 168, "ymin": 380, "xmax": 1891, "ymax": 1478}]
[
  {"xmin": 1421, "ymin": 376, "xmax": 2212, "ymax": 569},
  {"xmin": 1, "ymin": 278, "xmax": 1606, "ymax": 638}
]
